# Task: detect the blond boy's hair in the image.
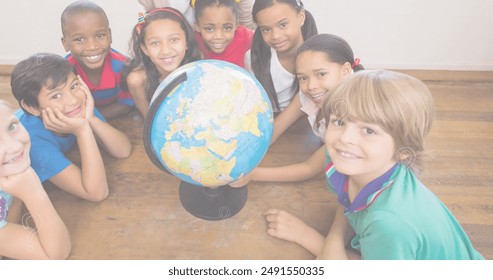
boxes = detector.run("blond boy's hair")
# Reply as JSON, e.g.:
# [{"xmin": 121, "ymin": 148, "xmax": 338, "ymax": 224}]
[{"xmin": 322, "ymin": 70, "xmax": 435, "ymax": 175}]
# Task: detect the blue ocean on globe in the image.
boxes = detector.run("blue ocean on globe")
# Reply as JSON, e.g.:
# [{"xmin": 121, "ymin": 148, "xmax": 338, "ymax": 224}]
[{"xmin": 147, "ymin": 60, "xmax": 273, "ymax": 187}]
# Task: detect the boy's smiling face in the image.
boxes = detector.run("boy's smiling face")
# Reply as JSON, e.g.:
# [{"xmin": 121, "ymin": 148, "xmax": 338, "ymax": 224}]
[
  {"xmin": 29, "ymin": 73, "xmax": 87, "ymax": 119},
  {"xmin": 61, "ymin": 11, "xmax": 112, "ymax": 73},
  {"xmin": 325, "ymin": 115, "xmax": 397, "ymax": 188}
]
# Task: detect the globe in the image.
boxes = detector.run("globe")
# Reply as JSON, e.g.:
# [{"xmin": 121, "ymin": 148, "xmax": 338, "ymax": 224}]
[{"xmin": 144, "ymin": 60, "xmax": 274, "ymax": 188}]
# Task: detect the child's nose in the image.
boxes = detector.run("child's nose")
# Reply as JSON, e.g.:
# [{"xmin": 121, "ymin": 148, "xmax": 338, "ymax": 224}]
[
  {"xmin": 308, "ymin": 78, "xmax": 318, "ymax": 90},
  {"xmin": 213, "ymin": 29, "xmax": 225, "ymax": 39},
  {"xmin": 65, "ymin": 91, "xmax": 79, "ymax": 105},
  {"xmin": 271, "ymin": 28, "xmax": 282, "ymax": 39},
  {"xmin": 339, "ymin": 126, "xmax": 358, "ymax": 144},
  {"xmin": 160, "ymin": 42, "xmax": 173, "ymax": 54},
  {"xmin": 85, "ymin": 37, "xmax": 98, "ymax": 50}
]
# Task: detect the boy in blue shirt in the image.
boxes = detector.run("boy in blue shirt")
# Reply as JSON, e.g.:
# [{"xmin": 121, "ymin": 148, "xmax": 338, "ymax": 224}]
[{"xmin": 11, "ymin": 53, "xmax": 131, "ymax": 201}]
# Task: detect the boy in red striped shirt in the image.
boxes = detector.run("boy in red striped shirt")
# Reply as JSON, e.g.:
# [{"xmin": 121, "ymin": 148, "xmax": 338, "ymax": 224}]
[{"xmin": 61, "ymin": 0, "xmax": 134, "ymax": 120}]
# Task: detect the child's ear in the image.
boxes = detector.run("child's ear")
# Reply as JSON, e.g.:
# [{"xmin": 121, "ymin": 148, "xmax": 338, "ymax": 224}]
[
  {"xmin": 108, "ymin": 28, "xmax": 113, "ymax": 44},
  {"xmin": 20, "ymin": 100, "xmax": 41, "ymax": 117},
  {"xmin": 61, "ymin": 36, "xmax": 70, "ymax": 52},
  {"xmin": 298, "ymin": 10, "xmax": 306, "ymax": 27},
  {"xmin": 342, "ymin": 62, "xmax": 352, "ymax": 78}
]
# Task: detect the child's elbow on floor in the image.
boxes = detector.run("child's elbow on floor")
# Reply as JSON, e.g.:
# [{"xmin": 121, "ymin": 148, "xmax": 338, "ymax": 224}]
[
  {"xmin": 87, "ymin": 187, "xmax": 110, "ymax": 202},
  {"xmin": 120, "ymin": 145, "xmax": 132, "ymax": 159},
  {"xmin": 48, "ymin": 244, "xmax": 72, "ymax": 260}
]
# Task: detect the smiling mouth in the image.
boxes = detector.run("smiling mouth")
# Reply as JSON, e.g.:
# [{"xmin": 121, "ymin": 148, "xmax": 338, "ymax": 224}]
[
  {"xmin": 336, "ymin": 149, "xmax": 361, "ymax": 159},
  {"xmin": 65, "ymin": 106, "xmax": 82, "ymax": 117},
  {"xmin": 3, "ymin": 152, "xmax": 24, "ymax": 165},
  {"xmin": 84, "ymin": 53, "xmax": 103, "ymax": 63},
  {"xmin": 161, "ymin": 56, "xmax": 176, "ymax": 64},
  {"xmin": 272, "ymin": 41, "xmax": 286, "ymax": 49},
  {"xmin": 210, "ymin": 42, "xmax": 225, "ymax": 49},
  {"xmin": 310, "ymin": 92, "xmax": 326, "ymax": 103}
]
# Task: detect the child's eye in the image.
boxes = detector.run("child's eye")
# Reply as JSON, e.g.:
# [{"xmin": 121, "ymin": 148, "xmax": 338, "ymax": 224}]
[
  {"xmin": 330, "ymin": 118, "xmax": 344, "ymax": 127},
  {"xmin": 205, "ymin": 27, "xmax": 214, "ymax": 32},
  {"xmin": 297, "ymin": 75, "xmax": 307, "ymax": 81},
  {"xmin": 363, "ymin": 128, "xmax": 376, "ymax": 135},
  {"xmin": 279, "ymin": 22, "xmax": 288, "ymax": 28},
  {"xmin": 71, "ymin": 82, "xmax": 79, "ymax": 90},
  {"xmin": 224, "ymin": 26, "xmax": 233, "ymax": 31},
  {"xmin": 318, "ymin": 72, "xmax": 328, "ymax": 78},
  {"xmin": 96, "ymin": 33, "xmax": 106, "ymax": 39},
  {"xmin": 149, "ymin": 41, "xmax": 160, "ymax": 47},
  {"xmin": 170, "ymin": 37, "xmax": 180, "ymax": 43},
  {"xmin": 8, "ymin": 121, "xmax": 19, "ymax": 133},
  {"xmin": 73, "ymin": 37, "xmax": 84, "ymax": 43},
  {"xmin": 51, "ymin": 93, "xmax": 62, "ymax": 100},
  {"xmin": 260, "ymin": 27, "xmax": 271, "ymax": 33}
]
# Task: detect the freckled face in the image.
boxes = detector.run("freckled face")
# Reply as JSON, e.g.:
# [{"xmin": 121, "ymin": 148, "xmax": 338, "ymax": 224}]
[{"xmin": 325, "ymin": 115, "xmax": 396, "ymax": 187}]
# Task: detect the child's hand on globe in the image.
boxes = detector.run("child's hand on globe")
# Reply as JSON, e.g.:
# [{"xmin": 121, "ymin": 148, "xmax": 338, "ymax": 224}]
[{"xmin": 229, "ymin": 171, "xmax": 254, "ymax": 188}]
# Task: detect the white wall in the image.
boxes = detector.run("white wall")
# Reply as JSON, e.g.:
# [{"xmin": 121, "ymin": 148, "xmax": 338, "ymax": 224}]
[
  {"xmin": 304, "ymin": 0, "xmax": 493, "ymax": 70},
  {"xmin": 0, "ymin": 0, "xmax": 141, "ymax": 64},
  {"xmin": 0, "ymin": 0, "xmax": 492, "ymax": 70}
]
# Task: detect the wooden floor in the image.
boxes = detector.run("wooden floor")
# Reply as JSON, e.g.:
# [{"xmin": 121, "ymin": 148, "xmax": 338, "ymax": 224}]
[{"xmin": 0, "ymin": 69, "xmax": 492, "ymax": 260}]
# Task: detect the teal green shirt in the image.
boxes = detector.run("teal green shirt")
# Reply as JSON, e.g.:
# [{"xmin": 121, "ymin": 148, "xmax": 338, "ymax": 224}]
[{"xmin": 325, "ymin": 152, "xmax": 484, "ymax": 260}]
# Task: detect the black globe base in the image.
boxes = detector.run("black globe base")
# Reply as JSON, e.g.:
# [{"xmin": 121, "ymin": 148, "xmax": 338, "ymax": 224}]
[{"xmin": 179, "ymin": 181, "xmax": 248, "ymax": 221}]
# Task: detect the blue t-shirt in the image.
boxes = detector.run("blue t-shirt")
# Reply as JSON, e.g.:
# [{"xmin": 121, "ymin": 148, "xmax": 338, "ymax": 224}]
[
  {"xmin": 0, "ymin": 191, "xmax": 13, "ymax": 229},
  {"xmin": 324, "ymin": 149, "xmax": 484, "ymax": 260},
  {"xmin": 16, "ymin": 108, "xmax": 105, "ymax": 182}
]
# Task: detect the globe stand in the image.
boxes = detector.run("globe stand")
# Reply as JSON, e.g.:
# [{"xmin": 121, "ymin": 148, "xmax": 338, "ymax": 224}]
[
  {"xmin": 144, "ymin": 71, "xmax": 249, "ymax": 221},
  {"xmin": 179, "ymin": 182, "xmax": 248, "ymax": 221}
]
